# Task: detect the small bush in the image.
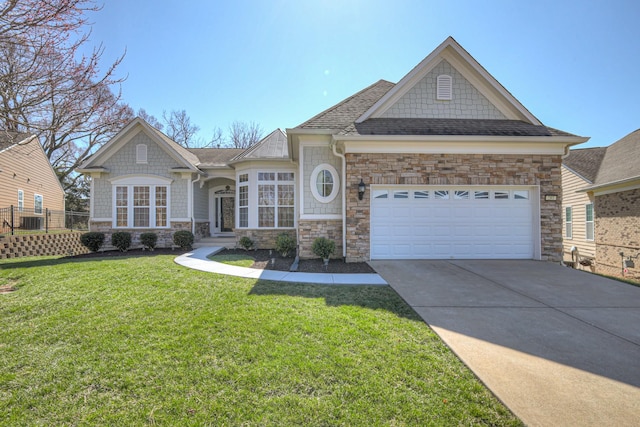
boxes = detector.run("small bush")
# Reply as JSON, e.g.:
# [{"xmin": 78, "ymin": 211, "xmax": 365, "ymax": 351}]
[
  {"xmin": 111, "ymin": 232, "xmax": 132, "ymax": 252},
  {"xmin": 275, "ymin": 233, "xmax": 296, "ymax": 258},
  {"xmin": 239, "ymin": 236, "xmax": 254, "ymax": 251},
  {"xmin": 140, "ymin": 232, "xmax": 158, "ymax": 251},
  {"xmin": 173, "ymin": 230, "xmax": 194, "ymax": 250},
  {"xmin": 312, "ymin": 237, "xmax": 336, "ymax": 260},
  {"xmin": 80, "ymin": 232, "xmax": 105, "ymax": 252}
]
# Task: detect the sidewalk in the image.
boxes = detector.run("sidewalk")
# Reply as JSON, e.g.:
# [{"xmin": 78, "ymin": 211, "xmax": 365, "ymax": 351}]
[{"xmin": 174, "ymin": 247, "xmax": 388, "ymax": 286}]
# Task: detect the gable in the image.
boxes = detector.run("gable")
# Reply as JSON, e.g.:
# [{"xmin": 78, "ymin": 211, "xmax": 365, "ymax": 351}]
[{"xmin": 380, "ymin": 59, "xmax": 507, "ymax": 120}]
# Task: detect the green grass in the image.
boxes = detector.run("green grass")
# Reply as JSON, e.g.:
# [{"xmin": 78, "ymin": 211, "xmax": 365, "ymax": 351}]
[
  {"xmin": 208, "ymin": 252, "xmax": 255, "ymax": 267},
  {"xmin": 0, "ymin": 254, "xmax": 522, "ymax": 426}
]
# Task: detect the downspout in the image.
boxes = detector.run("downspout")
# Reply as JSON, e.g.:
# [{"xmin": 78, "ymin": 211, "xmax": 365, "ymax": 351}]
[
  {"xmin": 190, "ymin": 173, "xmax": 202, "ymax": 235},
  {"xmin": 332, "ymin": 141, "xmax": 347, "ymax": 259}
]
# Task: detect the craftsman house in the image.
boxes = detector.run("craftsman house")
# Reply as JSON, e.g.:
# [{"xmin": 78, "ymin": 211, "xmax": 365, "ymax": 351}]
[
  {"xmin": 562, "ymin": 129, "xmax": 640, "ymax": 278},
  {"xmin": 78, "ymin": 37, "xmax": 587, "ymax": 261},
  {"xmin": 0, "ymin": 132, "xmax": 65, "ymax": 233}
]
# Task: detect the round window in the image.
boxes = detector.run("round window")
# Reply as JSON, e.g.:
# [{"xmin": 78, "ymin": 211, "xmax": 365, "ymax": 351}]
[{"xmin": 310, "ymin": 164, "xmax": 339, "ymax": 203}]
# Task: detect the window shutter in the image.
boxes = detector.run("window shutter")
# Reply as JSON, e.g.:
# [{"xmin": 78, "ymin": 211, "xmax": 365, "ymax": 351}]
[{"xmin": 437, "ymin": 75, "xmax": 452, "ymax": 100}]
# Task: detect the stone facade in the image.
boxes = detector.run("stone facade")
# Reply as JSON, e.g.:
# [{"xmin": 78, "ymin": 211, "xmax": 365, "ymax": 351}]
[
  {"xmin": 345, "ymin": 153, "xmax": 563, "ymax": 262},
  {"xmin": 381, "ymin": 60, "xmax": 507, "ymax": 120},
  {"xmin": 90, "ymin": 220, "xmax": 193, "ymax": 250},
  {"xmin": 594, "ymin": 189, "xmax": 640, "ymax": 279},
  {"xmin": 233, "ymin": 229, "xmax": 296, "ymax": 251},
  {"xmin": 0, "ymin": 233, "xmax": 90, "ymax": 259},
  {"xmin": 298, "ymin": 219, "xmax": 343, "ymax": 259}
]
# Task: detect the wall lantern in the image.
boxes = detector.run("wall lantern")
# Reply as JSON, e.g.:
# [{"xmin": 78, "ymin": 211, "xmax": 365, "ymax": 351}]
[{"xmin": 358, "ymin": 179, "xmax": 366, "ymax": 200}]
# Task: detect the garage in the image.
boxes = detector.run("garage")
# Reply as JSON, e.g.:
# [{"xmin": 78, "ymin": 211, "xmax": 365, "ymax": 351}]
[{"xmin": 370, "ymin": 186, "xmax": 538, "ymax": 260}]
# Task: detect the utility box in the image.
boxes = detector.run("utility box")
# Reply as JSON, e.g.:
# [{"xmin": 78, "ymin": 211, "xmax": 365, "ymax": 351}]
[
  {"xmin": 20, "ymin": 216, "xmax": 42, "ymax": 230},
  {"xmin": 624, "ymin": 259, "xmax": 635, "ymax": 269}
]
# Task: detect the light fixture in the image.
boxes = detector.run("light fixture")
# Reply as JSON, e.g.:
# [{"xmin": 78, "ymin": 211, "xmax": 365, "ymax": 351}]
[{"xmin": 358, "ymin": 178, "xmax": 366, "ymax": 201}]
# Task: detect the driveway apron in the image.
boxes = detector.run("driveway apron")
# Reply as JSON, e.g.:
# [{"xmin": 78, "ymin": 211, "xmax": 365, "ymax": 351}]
[{"xmin": 370, "ymin": 259, "xmax": 640, "ymax": 427}]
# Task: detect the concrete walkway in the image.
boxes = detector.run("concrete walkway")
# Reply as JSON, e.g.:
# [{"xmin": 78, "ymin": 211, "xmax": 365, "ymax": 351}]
[
  {"xmin": 371, "ymin": 259, "xmax": 640, "ymax": 427},
  {"xmin": 174, "ymin": 247, "xmax": 387, "ymax": 285}
]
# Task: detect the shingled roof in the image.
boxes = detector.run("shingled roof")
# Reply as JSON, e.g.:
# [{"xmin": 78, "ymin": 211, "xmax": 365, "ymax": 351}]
[
  {"xmin": 188, "ymin": 148, "xmax": 245, "ymax": 167},
  {"xmin": 231, "ymin": 129, "xmax": 289, "ymax": 162},
  {"xmin": 563, "ymin": 147, "xmax": 607, "ymax": 183},
  {"xmin": 593, "ymin": 129, "xmax": 640, "ymax": 187}
]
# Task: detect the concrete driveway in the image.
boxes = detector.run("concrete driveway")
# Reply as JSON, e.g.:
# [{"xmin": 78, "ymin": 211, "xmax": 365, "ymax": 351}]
[{"xmin": 370, "ymin": 259, "xmax": 640, "ymax": 427}]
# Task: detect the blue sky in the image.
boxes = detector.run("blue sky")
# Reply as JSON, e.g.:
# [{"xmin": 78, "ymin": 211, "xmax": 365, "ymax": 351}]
[{"xmin": 87, "ymin": 0, "xmax": 640, "ymax": 148}]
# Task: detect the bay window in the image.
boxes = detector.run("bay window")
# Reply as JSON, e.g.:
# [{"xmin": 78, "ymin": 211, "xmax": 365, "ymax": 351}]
[{"xmin": 253, "ymin": 171, "xmax": 295, "ymax": 228}]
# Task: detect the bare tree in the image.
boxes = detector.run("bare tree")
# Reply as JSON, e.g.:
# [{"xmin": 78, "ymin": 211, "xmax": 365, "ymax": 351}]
[
  {"xmin": 228, "ymin": 120, "xmax": 263, "ymax": 149},
  {"xmin": 0, "ymin": 0, "xmax": 131, "ymax": 190},
  {"xmin": 137, "ymin": 108, "xmax": 163, "ymax": 130},
  {"xmin": 162, "ymin": 109, "xmax": 200, "ymax": 148}
]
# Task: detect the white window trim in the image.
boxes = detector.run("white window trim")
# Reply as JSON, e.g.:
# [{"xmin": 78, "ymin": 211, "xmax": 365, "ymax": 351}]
[
  {"xmin": 34, "ymin": 194, "xmax": 43, "ymax": 215},
  {"xmin": 565, "ymin": 206, "xmax": 573, "ymax": 239},
  {"xmin": 238, "ymin": 181, "xmax": 249, "ymax": 228},
  {"xmin": 17, "ymin": 189, "xmax": 24, "ymax": 212},
  {"xmin": 310, "ymin": 163, "xmax": 339, "ymax": 204},
  {"xmin": 585, "ymin": 203, "xmax": 594, "ymax": 241},
  {"xmin": 111, "ymin": 176, "xmax": 172, "ymax": 229},
  {"xmin": 256, "ymin": 171, "xmax": 295, "ymax": 229}
]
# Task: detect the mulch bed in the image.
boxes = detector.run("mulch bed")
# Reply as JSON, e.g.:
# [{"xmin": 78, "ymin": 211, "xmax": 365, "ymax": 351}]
[
  {"xmin": 216, "ymin": 249, "xmax": 375, "ymax": 274},
  {"xmin": 67, "ymin": 248, "xmax": 376, "ymax": 274}
]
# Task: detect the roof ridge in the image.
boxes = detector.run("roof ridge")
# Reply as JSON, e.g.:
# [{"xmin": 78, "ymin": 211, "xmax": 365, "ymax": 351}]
[{"xmin": 296, "ymin": 80, "xmax": 394, "ymax": 129}]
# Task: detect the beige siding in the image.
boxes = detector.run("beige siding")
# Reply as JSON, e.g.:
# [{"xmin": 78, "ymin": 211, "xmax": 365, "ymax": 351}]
[
  {"xmin": 0, "ymin": 138, "xmax": 65, "ymax": 212},
  {"xmin": 561, "ymin": 167, "xmax": 595, "ymax": 260}
]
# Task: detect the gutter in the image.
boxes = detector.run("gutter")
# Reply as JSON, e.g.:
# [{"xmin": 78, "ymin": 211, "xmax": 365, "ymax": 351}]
[{"xmin": 332, "ymin": 141, "xmax": 347, "ymax": 258}]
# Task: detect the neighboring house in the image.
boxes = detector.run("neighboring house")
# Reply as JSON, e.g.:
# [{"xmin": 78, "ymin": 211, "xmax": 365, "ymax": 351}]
[
  {"xmin": 78, "ymin": 37, "xmax": 587, "ymax": 261},
  {"xmin": 562, "ymin": 130, "xmax": 640, "ymax": 278},
  {"xmin": 0, "ymin": 132, "xmax": 66, "ymax": 232}
]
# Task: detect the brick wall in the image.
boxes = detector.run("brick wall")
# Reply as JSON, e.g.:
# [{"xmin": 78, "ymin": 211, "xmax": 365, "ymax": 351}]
[
  {"xmin": 90, "ymin": 221, "xmax": 192, "ymax": 250},
  {"xmin": 595, "ymin": 189, "xmax": 640, "ymax": 279},
  {"xmin": 233, "ymin": 229, "xmax": 296, "ymax": 251},
  {"xmin": 0, "ymin": 233, "xmax": 90, "ymax": 259},
  {"xmin": 298, "ymin": 219, "xmax": 343, "ymax": 259},
  {"xmin": 345, "ymin": 153, "xmax": 563, "ymax": 262}
]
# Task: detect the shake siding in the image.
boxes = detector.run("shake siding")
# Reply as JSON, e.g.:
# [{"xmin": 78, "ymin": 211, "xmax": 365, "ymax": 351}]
[
  {"xmin": 193, "ymin": 181, "xmax": 208, "ymax": 220},
  {"xmin": 0, "ymin": 138, "xmax": 65, "ymax": 211},
  {"xmin": 561, "ymin": 167, "xmax": 595, "ymax": 258}
]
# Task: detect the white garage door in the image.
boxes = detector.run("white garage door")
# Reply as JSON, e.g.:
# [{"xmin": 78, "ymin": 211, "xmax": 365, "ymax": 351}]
[{"xmin": 371, "ymin": 186, "xmax": 537, "ymax": 260}]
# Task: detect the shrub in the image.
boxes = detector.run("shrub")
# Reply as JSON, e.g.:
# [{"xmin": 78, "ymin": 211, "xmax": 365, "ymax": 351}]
[
  {"xmin": 80, "ymin": 232, "xmax": 105, "ymax": 252},
  {"xmin": 312, "ymin": 237, "xmax": 336, "ymax": 260},
  {"xmin": 111, "ymin": 232, "xmax": 132, "ymax": 252},
  {"xmin": 275, "ymin": 233, "xmax": 296, "ymax": 258},
  {"xmin": 239, "ymin": 236, "xmax": 254, "ymax": 251},
  {"xmin": 140, "ymin": 232, "xmax": 158, "ymax": 251},
  {"xmin": 173, "ymin": 230, "xmax": 194, "ymax": 250}
]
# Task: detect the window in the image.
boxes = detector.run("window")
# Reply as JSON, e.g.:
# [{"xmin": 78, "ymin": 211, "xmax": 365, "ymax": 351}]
[
  {"xmin": 17, "ymin": 190, "xmax": 24, "ymax": 212},
  {"xmin": 414, "ymin": 190, "xmax": 429, "ymax": 199},
  {"xmin": 114, "ymin": 184, "xmax": 169, "ymax": 228},
  {"xmin": 514, "ymin": 190, "xmax": 529, "ymax": 200},
  {"xmin": 238, "ymin": 176, "xmax": 248, "ymax": 228},
  {"xmin": 437, "ymin": 74, "xmax": 452, "ymax": 100},
  {"xmin": 454, "ymin": 190, "xmax": 469, "ymax": 200},
  {"xmin": 34, "ymin": 194, "xmax": 43, "ymax": 214},
  {"xmin": 565, "ymin": 206, "xmax": 573, "ymax": 239},
  {"xmin": 434, "ymin": 190, "xmax": 449, "ymax": 200},
  {"xmin": 258, "ymin": 172, "xmax": 294, "ymax": 228},
  {"xmin": 494, "ymin": 191, "xmax": 509, "ymax": 200},
  {"xmin": 310, "ymin": 164, "xmax": 339, "ymax": 203},
  {"xmin": 474, "ymin": 191, "xmax": 489, "ymax": 199},
  {"xmin": 586, "ymin": 204, "xmax": 594, "ymax": 241},
  {"xmin": 136, "ymin": 144, "xmax": 147, "ymax": 164},
  {"xmin": 373, "ymin": 190, "xmax": 388, "ymax": 199},
  {"xmin": 393, "ymin": 191, "xmax": 409, "ymax": 199}
]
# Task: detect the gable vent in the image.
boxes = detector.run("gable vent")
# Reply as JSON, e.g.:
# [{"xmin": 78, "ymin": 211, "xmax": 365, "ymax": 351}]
[
  {"xmin": 136, "ymin": 144, "xmax": 148, "ymax": 164},
  {"xmin": 437, "ymin": 74, "xmax": 452, "ymax": 100}
]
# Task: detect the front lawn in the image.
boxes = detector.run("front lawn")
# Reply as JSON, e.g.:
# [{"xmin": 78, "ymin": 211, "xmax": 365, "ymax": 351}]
[{"xmin": 0, "ymin": 254, "xmax": 521, "ymax": 426}]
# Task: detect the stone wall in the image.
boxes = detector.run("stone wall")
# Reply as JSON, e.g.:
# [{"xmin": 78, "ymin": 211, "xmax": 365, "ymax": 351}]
[
  {"xmin": 595, "ymin": 189, "xmax": 640, "ymax": 279},
  {"xmin": 90, "ymin": 221, "xmax": 192, "ymax": 250},
  {"xmin": 233, "ymin": 229, "xmax": 296, "ymax": 251},
  {"xmin": 345, "ymin": 153, "xmax": 563, "ymax": 262},
  {"xmin": 298, "ymin": 219, "xmax": 343, "ymax": 259},
  {"xmin": 0, "ymin": 233, "xmax": 90, "ymax": 259}
]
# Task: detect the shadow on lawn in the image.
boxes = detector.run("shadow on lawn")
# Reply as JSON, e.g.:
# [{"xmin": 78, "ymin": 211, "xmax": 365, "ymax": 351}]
[
  {"xmin": 0, "ymin": 249, "xmax": 187, "ymax": 270},
  {"xmin": 249, "ymin": 280, "xmax": 423, "ymax": 321}
]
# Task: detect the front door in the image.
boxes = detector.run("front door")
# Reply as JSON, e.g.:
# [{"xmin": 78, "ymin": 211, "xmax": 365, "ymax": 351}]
[{"xmin": 212, "ymin": 189, "xmax": 235, "ymax": 234}]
